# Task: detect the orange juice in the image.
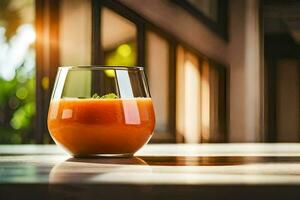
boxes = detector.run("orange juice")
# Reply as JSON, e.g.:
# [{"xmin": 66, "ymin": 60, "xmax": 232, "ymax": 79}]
[{"xmin": 48, "ymin": 98, "xmax": 155, "ymax": 156}]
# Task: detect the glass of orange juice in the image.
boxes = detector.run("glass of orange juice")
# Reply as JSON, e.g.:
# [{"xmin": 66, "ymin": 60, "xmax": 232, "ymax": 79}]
[{"xmin": 48, "ymin": 66, "xmax": 155, "ymax": 157}]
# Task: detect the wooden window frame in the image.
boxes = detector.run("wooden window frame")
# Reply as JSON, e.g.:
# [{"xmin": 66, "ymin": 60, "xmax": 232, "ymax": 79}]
[
  {"xmin": 144, "ymin": 29, "xmax": 177, "ymax": 143},
  {"xmin": 35, "ymin": 0, "xmax": 60, "ymax": 143},
  {"xmin": 171, "ymin": 0, "xmax": 228, "ymax": 40},
  {"xmin": 91, "ymin": 0, "xmax": 145, "ymax": 67}
]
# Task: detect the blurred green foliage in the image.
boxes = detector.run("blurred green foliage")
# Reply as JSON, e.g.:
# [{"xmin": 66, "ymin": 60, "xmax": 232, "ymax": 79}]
[
  {"xmin": 0, "ymin": 67, "xmax": 35, "ymax": 144},
  {"xmin": 0, "ymin": 0, "xmax": 35, "ymax": 144}
]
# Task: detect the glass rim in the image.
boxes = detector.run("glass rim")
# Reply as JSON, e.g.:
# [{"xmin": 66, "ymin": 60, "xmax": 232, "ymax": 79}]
[{"xmin": 59, "ymin": 65, "xmax": 144, "ymax": 70}]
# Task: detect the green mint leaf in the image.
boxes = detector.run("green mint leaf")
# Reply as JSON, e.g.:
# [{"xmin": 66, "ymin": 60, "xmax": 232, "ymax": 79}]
[
  {"xmin": 91, "ymin": 93, "xmax": 118, "ymax": 99},
  {"xmin": 91, "ymin": 93, "xmax": 101, "ymax": 99},
  {"xmin": 100, "ymin": 93, "xmax": 118, "ymax": 99}
]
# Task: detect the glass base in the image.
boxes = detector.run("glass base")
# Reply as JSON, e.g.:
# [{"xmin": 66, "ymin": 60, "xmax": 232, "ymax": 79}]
[{"xmin": 72, "ymin": 153, "xmax": 134, "ymax": 158}]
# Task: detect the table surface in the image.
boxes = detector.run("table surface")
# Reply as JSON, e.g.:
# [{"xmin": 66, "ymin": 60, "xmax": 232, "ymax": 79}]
[{"xmin": 2, "ymin": 143, "xmax": 300, "ymax": 199}]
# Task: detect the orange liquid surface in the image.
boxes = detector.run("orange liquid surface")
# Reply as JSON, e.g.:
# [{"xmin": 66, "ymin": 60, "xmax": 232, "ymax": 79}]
[{"xmin": 48, "ymin": 98, "xmax": 155, "ymax": 155}]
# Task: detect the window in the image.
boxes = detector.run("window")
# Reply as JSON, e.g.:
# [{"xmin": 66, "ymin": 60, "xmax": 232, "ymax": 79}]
[
  {"xmin": 0, "ymin": 0, "xmax": 35, "ymax": 144},
  {"xmin": 93, "ymin": 1, "xmax": 176, "ymax": 142},
  {"xmin": 58, "ymin": 0, "xmax": 92, "ymax": 101},
  {"xmin": 176, "ymin": 46, "xmax": 227, "ymax": 143},
  {"xmin": 101, "ymin": 7, "xmax": 137, "ymax": 67},
  {"xmin": 54, "ymin": 0, "xmax": 228, "ymax": 143},
  {"xmin": 59, "ymin": 0, "xmax": 92, "ymax": 66},
  {"xmin": 146, "ymin": 31, "xmax": 172, "ymax": 140},
  {"xmin": 1, "ymin": 0, "xmax": 227, "ymax": 144},
  {"xmin": 176, "ymin": 46, "xmax": 201, "ymax": 143}
]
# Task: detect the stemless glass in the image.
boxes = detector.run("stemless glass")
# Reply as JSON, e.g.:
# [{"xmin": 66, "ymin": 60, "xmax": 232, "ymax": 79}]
[{"xmin": 47, "ymin": 66, "xmax": 155, "ymax": 157}]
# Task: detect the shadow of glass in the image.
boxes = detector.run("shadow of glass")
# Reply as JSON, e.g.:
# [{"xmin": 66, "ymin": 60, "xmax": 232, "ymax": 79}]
[
  {"xmin": 49, "ymin": 156, "xmax": 149, "ymax": 183},
  {"xmin": 66, "ymin": 156, "xmax": 148, "ymax": 165},
  {"xmin": 47, "ymin": 156, "xmax": 152, "ymax": 198}
]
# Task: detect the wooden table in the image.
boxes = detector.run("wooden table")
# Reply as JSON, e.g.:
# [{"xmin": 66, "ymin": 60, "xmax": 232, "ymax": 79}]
[{"xmin": 1, "ymin": 144, "xmax": 300, "ymax": 199}]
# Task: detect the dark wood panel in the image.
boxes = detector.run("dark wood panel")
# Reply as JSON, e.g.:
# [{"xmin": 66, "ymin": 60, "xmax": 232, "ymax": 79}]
[
  {"xmin": 168, "ymin": 41, "xmax": 177, "ymax": 142},
  {"xmin": 171, "ymin": 0, "xmax": 228, "ymax": 40},
  {"xmin": 35, "ymin": 0, "xmax": 60, "ymax": 144},
  {"xmin": 35, "ymin": 0, "xmax": 45, "ymax": 144}
]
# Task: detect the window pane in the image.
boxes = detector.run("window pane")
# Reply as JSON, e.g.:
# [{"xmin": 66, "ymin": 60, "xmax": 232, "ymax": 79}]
[
  {"xmin": 146, "ymin": 31, "xmax": 169, "ymax": 134},
  {"xmin": 0, "ymin": 0, "xmax": 35, "ymax": 144},
  {"xmin": 59, "ymin": 0, "xmax": 91, "ymax": 65},
  {"xmin": 101, "ymin": 7, "xmax": 137, "ymax": 69},
  {"xmin": 176, "ymin": 46, "xmax": 201, "ymax": 143},
  {"xmin": 59, "ymin": 0, "xmax": 92, "ymax": 97},
  {"xmin": 176, "ymin": 46, "xmax": 226, "ymax": 143}
]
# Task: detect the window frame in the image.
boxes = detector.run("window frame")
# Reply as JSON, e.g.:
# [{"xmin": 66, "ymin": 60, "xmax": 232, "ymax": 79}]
[
  {"xmin": 144, "ymin": 28, "xmax": 177, "ymax": 143},
  {"xmin": 91, "ymin": 0, "xmax": 145, "ymax": 67},
  {"xmin": 171, "ymin": 0, "xmax": 228, "ymax": 41},
  {"xmin": 175, "ymin": 45, "xmax": 228, "ymax": 143},
  {"xmin": 35, "ymin": 0, "xmax": 60, "ymax": 143}
]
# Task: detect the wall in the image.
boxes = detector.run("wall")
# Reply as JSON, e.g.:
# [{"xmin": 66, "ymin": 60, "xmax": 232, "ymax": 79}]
[
  {"xmin": 228, "ymin": 0, "xmax": 262, "ymax": 142},
  {"xmin": 118, "ymin": 0, "xmax": 262, "ymax": 142}
]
